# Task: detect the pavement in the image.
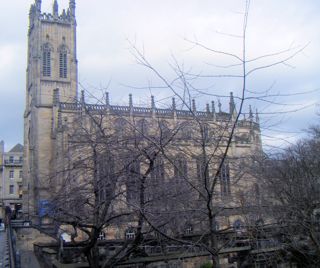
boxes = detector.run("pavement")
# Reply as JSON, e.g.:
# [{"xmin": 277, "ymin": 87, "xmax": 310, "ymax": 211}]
[
  {"xmin": 18, "ymin": 249, "xmax": 41, "ymax": 268},
  {"xmin": 0, "ymin": 229, "xmax": 41, "ymax": 268},
  {"xmin": 0, "ymin": 230, "xmax": 9, "ymax": 268},
  {"xmin": 16, "ymin": 237, "xmax": 41, "ymax": 268}
]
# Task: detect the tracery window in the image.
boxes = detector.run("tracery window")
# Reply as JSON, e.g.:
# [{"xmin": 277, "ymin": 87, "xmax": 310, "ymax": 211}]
[
  {"xmin": 114, "ymin": 118, "xmax": 128, "ymax": 138},
  {"xmin": 151, "ymin": 157, "xmax": 165, "ymax": 180},
  {"xmin": 220, "ymin": 162, "xmax": 231, "ymax": 197},
  {"xmin": 136, "ymin": 119, "xmax": 148, "ymax": 136},
  {"xmin": 180, "ymin": 122, "xmax": 192, "ymax": 140},
  {"xmin": 126, "ymin": 160, "xmax": 140, "ymax": 202},
  {"xmin": 59, "ymin": 48, "xmax": 68, "ymax": 78},
  {"xmin": 174, "ymin": 156, "xmax": 188, "ymax": 180},
  {"xmin": 42, "ymin": 43, "xmax": 52, "ymax": 77},
  {"xmin": 97, "ymin": 154, "xmax": 114, "ymax": 203},
  {"xmin": 196, "ymin": 156, "xmax": 209, "ymax": 180}
]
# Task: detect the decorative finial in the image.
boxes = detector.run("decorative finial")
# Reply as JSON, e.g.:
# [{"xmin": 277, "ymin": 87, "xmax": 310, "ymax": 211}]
[
  {"xmin": 151, "ymin": 96, "xmax": 155, "ymax": 110},
  {"xmin": 229, "ymin": 92, "xmax": 235, "ymax": 114},
  {"xmin": 255, "ymin": 108, "xmax": 260, "ymax": 123},
  {"xmin": 105, "ymin": 92, "xmax": 110, "ymax": 107},
  {"xmin": 80, "ymin": 90, "xmax": 85, "ymax": 104},
  {"xmin": 211, "ymin": 101, "xmax": 215, "ymax": 115},
  {"xmin": 35, "ymin": 0, "xmax": 42, "ymax": 13},
  {"xmin": 218, "ymin": 99, "xmax": 222, "ymax": 113},
  {"xmin": 206, "ymin": 103, "xmax": 210, "ymax": 114},
  {"xmin": 53, "ymin": 0, "xmax": 59, "ymax": 17},
  {"xmin": 129, "ymin": 94, "xmax": 133, "ymax": 107},
  {"xmin": 249, "ymin": 105, "xmax": 253, "ymax": 121},
  {"xmin": 62, "ymin": 9, "xmax": 66, "ymax": 18},
  {"xmin": 192, "ymin": 99, "xmax": 196, "ymax": 112},
  {"xmin": 172, "ymin": 97, "xmax": 176, "ymax": 110},
  {"xmin": 69, "ymin": 0, "xmax": 76, "ymax": 18}
]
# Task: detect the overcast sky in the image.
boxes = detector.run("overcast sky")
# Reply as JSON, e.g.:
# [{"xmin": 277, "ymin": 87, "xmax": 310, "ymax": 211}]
[{"xmin": 0, "ymin": 0, "xmax": 319, "ymax": 151}]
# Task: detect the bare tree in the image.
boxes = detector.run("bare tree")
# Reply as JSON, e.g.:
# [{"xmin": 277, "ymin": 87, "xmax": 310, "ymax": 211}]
[{"xmin": 256, "ymin": 124, "xmax": 320, "ymax": 267}]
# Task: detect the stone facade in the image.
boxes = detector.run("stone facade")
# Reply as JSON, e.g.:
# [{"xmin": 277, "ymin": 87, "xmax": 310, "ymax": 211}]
[
  {"xmin": 23, "ymin": 0, "xmax": 78, "ymax": 221},
  {"xmin": 0, "ymin": 141, "xmax": 24, "ymax": 219},
  {"xmin": 23, "ymin": 0, "xmax": 262, "ymax": 235}
]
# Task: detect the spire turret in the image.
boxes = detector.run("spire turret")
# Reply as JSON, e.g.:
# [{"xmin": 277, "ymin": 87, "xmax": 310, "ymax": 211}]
[
  {"xmin": 172, "ymin": 97, "xmax": 176, "ymax": 111},
  {"xmin": 69, "ymin": 0, "xmax": 76, "ymax": 18},
  {"xmin": 206, "ymin": 103, "xmax": 210, "ymax": 114},
  {"xmin": 192, "ymin": 99, "xmax": 196, "ymax": 113},
  {"xmin": 255, "ymin": 108, "xmax": 260, "ymax": 123},
  {"xmin": 151, "ymin": 96, "xmax": 155, "ymax": 110},
  {"xmin": 229, "ymin": 92, "xmax": 236, "ymax": 114},
  {"xmin": 211, "ymin": 101, "xmax": 216, "ymax": 119},
  {"xmin": 53, "ymin": 0, "xmax": 59, "ymax": 17},
  {"xmin": 35, "ymin": 0, "xmax": 42, "ymax": 13},
  {"xmin": 105, "ymin": 92, "xmax": 110, "ymax": 107},
  {"xmin": 249, "ymin": 105, "xmax": 253, "ymax": 121}
]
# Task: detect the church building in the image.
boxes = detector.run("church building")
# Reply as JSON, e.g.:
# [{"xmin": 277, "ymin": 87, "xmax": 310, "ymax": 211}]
[{"xmin": 23, "ymin": 0, "xmax": 262, "ymax": 238}]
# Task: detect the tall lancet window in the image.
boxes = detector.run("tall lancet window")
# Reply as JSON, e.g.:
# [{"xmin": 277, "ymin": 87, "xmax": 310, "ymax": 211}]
[
  {"xmin": 220, "ymin": 162, "xmax": 231, "ymax": 197},
  {"xmin": 59, "ymin": 46, "xmax": 68, "ymax": 78},
  {"xmin": 42, "ymin": 44, "xmax": 52, "ymax": 77}
]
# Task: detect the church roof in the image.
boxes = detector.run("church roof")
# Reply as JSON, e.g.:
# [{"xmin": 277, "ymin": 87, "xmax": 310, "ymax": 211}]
[{"xmin": 9, "ymin": 143, "xmax": 23, "ymax": 153}]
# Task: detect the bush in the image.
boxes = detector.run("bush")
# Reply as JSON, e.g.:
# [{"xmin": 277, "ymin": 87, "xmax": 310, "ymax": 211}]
[{"xmin": 200, "ymin": 262, "xmax": 213, "ymax": 268}]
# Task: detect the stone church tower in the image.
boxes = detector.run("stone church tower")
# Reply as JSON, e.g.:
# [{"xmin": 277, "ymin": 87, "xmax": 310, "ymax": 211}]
[{"xmin": 23, "ymin": 0, "xmax": 78, "ymax": 221}]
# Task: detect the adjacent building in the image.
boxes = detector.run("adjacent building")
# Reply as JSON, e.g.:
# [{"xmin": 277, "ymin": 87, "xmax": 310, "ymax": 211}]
[{"xmin": 0, "ymin": 141, "xmax": 23, "ymax": 219}]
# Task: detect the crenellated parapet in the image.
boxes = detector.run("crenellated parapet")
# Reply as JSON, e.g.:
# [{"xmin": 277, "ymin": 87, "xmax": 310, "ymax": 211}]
[{"xmin": 29, "ymin": 0, "xmax": 76, "ymax": 31}]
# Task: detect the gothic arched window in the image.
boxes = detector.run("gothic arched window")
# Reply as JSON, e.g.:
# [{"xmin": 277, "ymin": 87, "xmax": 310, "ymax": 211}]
[
  {"xmin": 114, "ymin": 118, "xmax": 127, "ymax": 138},
  {"xmin": 59, "ymin": 45, "xmax": 68, "ymax": 78},
  {"xmin": 136, "ymin": 119, "xmax": 148, "ymax": 136},
  {"xmin": 174, "ymin": 156, "xmax": 188, "ymax": 180},
  {"xmin": 151, "ymin": 157, "xmax": 165, "ymax": 180},
  {"xmin": 220, "ymin": 162, "xmax": 231, "ymax": 197},
  {"xmin": 126, "ymin": 160, "xmax": 140, "ymax": 202},
  {"xmin": 196, "ymin": 156, "xmax": 209, "ymax": 180},
  {"xmin": 97, "ymin": 154, "xmax": 115, "ymax": 203},
  {"xmin": 42, "ymin": 43, "xmax": 52, "ymax": 77},
  {"xmin": 180, "ymin": 122, "xmax": 193, "ymax": 140}
]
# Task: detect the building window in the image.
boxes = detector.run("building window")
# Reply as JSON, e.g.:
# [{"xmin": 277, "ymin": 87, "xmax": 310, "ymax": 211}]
[
  {"xmin": 42, "ymin": 44, "xmax": 51, "ymax": 77},
  {"xmin": 19, "ymin": 170, "xmax": 23, "ymax": 179},
  {"xmin": 233, "ymin": 219, "xmax": 245, "ymax": 233},
  {"xmin": 59, "ymin": 50, "xmax": 67, "ymax": 78},
  {"xmin": 151, "ymin": 157, "xmax": 165, "ymax": 180},
  {"xmin": 136, "ymin": 119, "xmax": 148, "ymax": 136},
  {"xmin": 196, "ymin": 157, "xmax": 209, "ymax": 180},
  {"xmin": 97, "ymin": 155, "xmax": 114, "ymax": 203},
  {"xmin": 9, "ymin": 156, "xmax": 14, "ymax": 163},
  {"xmin": 9, "ymin": 170, "xmax": 14, "ymax": 179},
  {"xmin": 125, "ymin": 228, "xmax": 136, "ymax": 240},
  {"xmin": 19, "ymin": 156, "xmax": 23, "ymax": 163},
  {"xmin": 98, "ymin": 232, "xmax": 106, "ymax": 241},
  {"xmin": 185, "ymin": 224, "xmax": 193, "ymax": 235},
  {"xmin": 126, "ymin": 160, "xmax": 140, "ymax": 202},
  {"xmin": 115, "ymin": 118, "xmax": 127, "ymax": 139},
  {"xmin": 18, "ymin": 184, "xmax": 23, "ymax": 198},
  {"xmin": 9, "ymin": 185, "xmax": 14, "ymax": 195},
  {"xmin": 220, "ymin": 162, "xmax": 231, "ymax": 197},
  {"xmin": 174, "ymin": 156, "xmax": 188, "ymax": 180}
]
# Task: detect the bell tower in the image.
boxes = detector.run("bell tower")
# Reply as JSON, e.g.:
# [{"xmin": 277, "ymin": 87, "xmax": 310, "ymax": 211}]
[{"xmin": 23, "ymin": 0, "xmax": 78, "ymax": 221}]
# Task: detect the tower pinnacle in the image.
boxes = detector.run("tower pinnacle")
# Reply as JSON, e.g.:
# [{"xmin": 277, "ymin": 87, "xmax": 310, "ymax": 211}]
[
  {"xmin": 69, "ymin": 0, "xmax": 76, "ymax": 18},
  {"xmin": 229, "ymin": 92, "xmax": 236, "ymax": 116},
  {"xmin": 53, "ymin": 0, "xmax": 59, "ymax": 17},
  {"xmin": 35, "ymin": 0, "xmax": 42, "ymax": 13}
]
